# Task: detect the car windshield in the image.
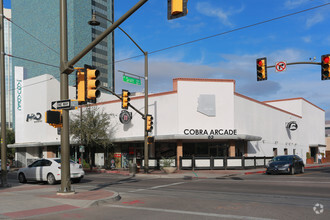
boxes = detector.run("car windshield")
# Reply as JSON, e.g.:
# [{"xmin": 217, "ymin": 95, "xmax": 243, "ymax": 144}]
[{"xmin": 272, "ymin": 156, "xmax": 293, "ymax": 162}]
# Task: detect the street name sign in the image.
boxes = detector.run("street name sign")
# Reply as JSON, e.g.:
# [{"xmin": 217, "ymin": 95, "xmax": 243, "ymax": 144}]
[
  {"xmin": 51, "ymin": 99, "xmax": 71, "ymax": 110},
  {"xmin": 123, "ymin": 75, "xmax": 141, "ymax": 85}
]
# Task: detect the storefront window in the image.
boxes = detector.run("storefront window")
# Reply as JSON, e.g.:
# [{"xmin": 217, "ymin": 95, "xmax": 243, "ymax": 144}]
[
  {"xmin": 156, "ymin": 143, "xmax": 176, "ymax": 158},
  {"xmin": 183, "ymin": 143, "xmax": 195, "ymax": 156},
  {"xmin": 196, "ymin": 143, "xmax": 208, "ymax": 156}
]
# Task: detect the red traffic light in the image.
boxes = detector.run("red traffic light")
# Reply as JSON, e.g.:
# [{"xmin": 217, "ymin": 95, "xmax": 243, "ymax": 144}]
[
  {"xmin": 323, "ymin": 56, "xmax": 330, "ymax": 64},
  {"xmin": 257, "ymin": 60, "xmax": 263, "ymax": 66}
]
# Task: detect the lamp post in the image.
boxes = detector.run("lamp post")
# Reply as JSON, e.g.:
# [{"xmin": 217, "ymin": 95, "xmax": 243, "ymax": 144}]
[{"xmin": 89, "ymin": 12, "xmax": 150, "ymax": 173}]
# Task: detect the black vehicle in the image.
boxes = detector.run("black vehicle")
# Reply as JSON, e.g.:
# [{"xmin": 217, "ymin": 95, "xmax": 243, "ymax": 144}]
[{"xmin": 266, "ymin": 155, "xmax": 304, "ymax": 175}]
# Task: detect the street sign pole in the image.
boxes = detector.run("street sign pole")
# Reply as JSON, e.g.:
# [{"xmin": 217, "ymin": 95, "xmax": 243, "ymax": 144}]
[{"xmin": 59, "ymin": 0, "xmax": 72, "ymax": 194}]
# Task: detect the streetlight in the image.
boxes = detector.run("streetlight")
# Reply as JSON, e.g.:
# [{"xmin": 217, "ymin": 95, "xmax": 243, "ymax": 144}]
[{"xmin": 89, "ymin": 11, "xmax": 150, "ymax": 173}]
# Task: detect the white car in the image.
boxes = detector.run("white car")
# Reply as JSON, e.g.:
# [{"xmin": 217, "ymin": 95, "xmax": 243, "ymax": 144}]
[{"xmin": 17, "ymin": 158, "xmax": 85, "ymax": 185}]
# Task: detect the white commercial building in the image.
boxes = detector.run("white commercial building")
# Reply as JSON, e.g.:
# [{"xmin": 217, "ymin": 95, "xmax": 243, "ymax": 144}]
[{"xmin": 9, "ymin": 75, "xmax": 326, "ymax": 168}]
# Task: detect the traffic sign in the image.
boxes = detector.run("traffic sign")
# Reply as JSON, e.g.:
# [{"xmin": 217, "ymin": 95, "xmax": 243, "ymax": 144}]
[
  {"xmin": 275, "ymin": 61, "xmax": 287, "ymax": 72},
  {"xmin": 51, "ymin": 99, "xmax": 71, "ymax": 110},
  {"xmin": 123, "ymin": 75, "xmax": 141, "ymax": 85}
]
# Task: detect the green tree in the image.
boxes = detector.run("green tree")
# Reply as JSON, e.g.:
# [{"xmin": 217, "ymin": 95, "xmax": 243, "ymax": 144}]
[{"xmin": 70, "ymin": 105, "xmax": 114, "ymax": 168}]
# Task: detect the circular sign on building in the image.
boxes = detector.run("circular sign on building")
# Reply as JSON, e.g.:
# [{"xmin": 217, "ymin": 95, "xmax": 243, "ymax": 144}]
[
  {"xmin": 119, "ymin": 110, "xmax": 132, "ymax": 124},
  {"xmin": 275, "ymin": 61, "xmax": 287, "ymax": 72}
]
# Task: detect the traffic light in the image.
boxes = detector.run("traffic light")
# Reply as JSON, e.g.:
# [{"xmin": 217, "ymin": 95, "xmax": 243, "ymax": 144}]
[
  {"xmin": 76, "ymin": 68, "xmax": 85, "ymax": 103},
  {"xmin": 257, "ymin": 58, "xmax": 267, "ymax": 81},
  {"xmin": 122, "ymin": 89, "xmax": 130, "ymax": 109},
  {"xmin": 146, "ymin": 114, "xmax": 153, "ymax": 132},
  {"xmin": 85, "ymin": 65, "xmax": 101, "ymax": 103},
  {"xmin": 168, "ymin": 0, "xmax": 188, "ymax": 20},
  {"xmin": 45, "ymin": 110, "xmax": 62, "ymax": 128},
  {"xmin": 321, "ymin": 54, "xmax": 330, "ymax": 80}
]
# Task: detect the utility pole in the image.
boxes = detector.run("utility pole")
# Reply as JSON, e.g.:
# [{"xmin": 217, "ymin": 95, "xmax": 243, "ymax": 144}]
[
  {"xmin": 58, "ymin": 0, "xmax": 72, "ymax": 194},
  {"xmin": 0, "ymin": 0, "xmax": 8, "ymax": 187},
  {"xmin": 144, "ymin": 52, "xmax": 149, "ymax": 173},
  {"xmin": 57, "ymin": 0, "xmax": 148, "ymax": 193}
]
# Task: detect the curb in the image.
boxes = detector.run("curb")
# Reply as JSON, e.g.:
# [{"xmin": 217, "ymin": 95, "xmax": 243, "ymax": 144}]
[{"xmin": 90, "ymin": 192, "xmax": 121, "ymax": 207}]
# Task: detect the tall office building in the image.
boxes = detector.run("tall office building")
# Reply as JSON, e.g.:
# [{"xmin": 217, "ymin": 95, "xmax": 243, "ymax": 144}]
[{"xmin": 11, "ymin": 0, "xmax": 114, "ymax": 90}]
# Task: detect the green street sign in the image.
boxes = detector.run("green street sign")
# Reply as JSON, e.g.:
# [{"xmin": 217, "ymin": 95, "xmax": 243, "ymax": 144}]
[{"xmin": 123, "ymin": 75, "xmax": 141, "ymax": 85}]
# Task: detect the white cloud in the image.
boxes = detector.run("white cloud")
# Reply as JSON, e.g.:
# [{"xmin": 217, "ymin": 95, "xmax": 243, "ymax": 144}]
[
  {"xmin": 284, "ymin": 0, "xmax": 310, "ymax": 9},
  {"xmin": 302, "ymin": 36, "xmax": 311, "ymax": 43},
  {"xmin": 305, "ymin": 13, "xmax": 324, "ymax": 28},
  {"xmin": 195, "ymin": 2, "xmax": 244, "ymax": 27}
]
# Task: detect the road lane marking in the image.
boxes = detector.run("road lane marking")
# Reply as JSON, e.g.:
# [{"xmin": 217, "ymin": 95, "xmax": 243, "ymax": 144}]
[
  {"xmin": 106, "ymin": 204, "xmax": 275, "ymax": 220},
  {"xmin": 128, "ymin": 182, "xmax": 185, "ymax": 193}
]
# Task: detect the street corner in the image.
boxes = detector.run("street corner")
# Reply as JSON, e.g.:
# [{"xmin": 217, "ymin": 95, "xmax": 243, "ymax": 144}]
[{"xmin": 40, "ymin": 188, "xmax": 121, "ymax": 205}]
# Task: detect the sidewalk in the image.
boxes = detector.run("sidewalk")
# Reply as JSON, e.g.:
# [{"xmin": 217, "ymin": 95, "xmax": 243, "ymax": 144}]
[
  {"xmin": 85, "ymin": 162, "xmax": 330, "ymax": 179},
  {"xmin": 0, "ymin": 184, "xmax": 120, "ymax": 219}
]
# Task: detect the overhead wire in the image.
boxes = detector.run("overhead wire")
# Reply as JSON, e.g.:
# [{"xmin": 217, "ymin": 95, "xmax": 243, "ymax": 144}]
[
  {"xmin": 5, "ymin": 2, "xmax": 330, "ymax": 91},
  {"xmin": 115, "ymin": 2, "xmax": 330, "ymax": 63}
]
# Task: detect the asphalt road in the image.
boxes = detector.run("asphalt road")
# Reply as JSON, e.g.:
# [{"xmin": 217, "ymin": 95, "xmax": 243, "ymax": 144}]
[{"xmin": 7, "ymin": 167, "xmax": 330, "ymax": 220}]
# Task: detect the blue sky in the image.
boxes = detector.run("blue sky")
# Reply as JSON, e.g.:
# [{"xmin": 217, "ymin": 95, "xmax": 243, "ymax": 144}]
[
  {"xmin": 113, "ymin": 0, "xmax": 330, "ymax": 119},
  {"xmin": 5, "ymin": 0, "xmax": 330, "ymax": 119}
]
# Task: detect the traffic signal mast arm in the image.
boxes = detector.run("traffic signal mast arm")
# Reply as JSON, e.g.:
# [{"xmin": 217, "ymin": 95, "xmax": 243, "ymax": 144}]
[
  {"xmin": 267, "ymin": 61, "xmax": 321, "ymax": 68},
  {"xmin": 100, "ymin": 86, "xmax": 145, "ymax": 119}
]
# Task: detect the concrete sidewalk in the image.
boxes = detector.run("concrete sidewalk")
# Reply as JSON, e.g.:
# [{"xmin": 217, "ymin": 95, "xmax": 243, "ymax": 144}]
[{"xmin": 0, "ymin": 184, "xmax": 120, "ymax": 219}]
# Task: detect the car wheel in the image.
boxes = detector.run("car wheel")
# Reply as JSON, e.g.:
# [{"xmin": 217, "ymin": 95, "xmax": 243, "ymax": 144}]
[
  {"xmin": 290, "ymin": 167, "xmax": 295, "ymax": 175},
  {"xmin": 18, "ymin": 173, "xmax": 27, "ymax": 183},
  {"xmin": 47, "ymin": 173, "xmax": 56, "ymax": 185},
  {"xmin": 301, "ymin": 166, "xmax": 305, "ymax": 173}
]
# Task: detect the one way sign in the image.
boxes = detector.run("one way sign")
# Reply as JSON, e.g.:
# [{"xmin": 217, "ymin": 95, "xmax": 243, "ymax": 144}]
[{"xmin": 51, "ymin": 99, "xmax": 71, "ymax": 110}]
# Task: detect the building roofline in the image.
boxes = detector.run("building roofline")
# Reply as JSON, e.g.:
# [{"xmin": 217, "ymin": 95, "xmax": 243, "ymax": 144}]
[
  {"xmin": 173, "ymin": 78, "xmax": 236, "ymax": 91},
  {"xmin": 263, "ymin": 97, "xmax": 324, "ymax": 112},
  {"xmin": 234, "ymin": 92, "xmax": 302, "ymax": 118}
]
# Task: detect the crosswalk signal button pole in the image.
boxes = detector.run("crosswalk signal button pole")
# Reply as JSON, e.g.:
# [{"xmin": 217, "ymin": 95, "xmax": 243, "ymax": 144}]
[
  {"xmin": 257, "ymin": 58, "xmax": 267, "ymax": 81},
  {"xmin": 321, "ymin": 54, "xmax": 330, "ymax": 80}
]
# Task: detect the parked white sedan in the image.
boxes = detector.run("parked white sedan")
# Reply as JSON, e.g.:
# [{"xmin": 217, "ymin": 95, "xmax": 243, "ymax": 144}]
[{"xmin": 17, "ymin": 158, "xmax": 85, "ymax": 185}]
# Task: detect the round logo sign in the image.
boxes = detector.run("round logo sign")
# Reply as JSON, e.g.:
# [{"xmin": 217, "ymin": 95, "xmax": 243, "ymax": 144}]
[
  {"xmin": 287, "ymin": 121, "xmax": 298, "ymax": 131},
  {"xmin": 119, "ymin": 110, "xmax": 132, "ymax": 124}
]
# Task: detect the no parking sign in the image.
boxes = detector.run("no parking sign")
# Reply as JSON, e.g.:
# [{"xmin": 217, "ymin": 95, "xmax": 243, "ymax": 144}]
[{"xmin": 275, "ymin": 61, "xmax": 287, "ymax": 72}]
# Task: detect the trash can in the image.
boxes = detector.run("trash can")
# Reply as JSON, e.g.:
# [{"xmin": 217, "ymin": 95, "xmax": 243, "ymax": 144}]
[{"xmin": 129, "ymin": 163, "xmax": 137, "ymax": 174}]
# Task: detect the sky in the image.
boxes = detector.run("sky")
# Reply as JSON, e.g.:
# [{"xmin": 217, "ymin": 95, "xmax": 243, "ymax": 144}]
[
  {"xmin": 112, "ymin": 0, "xmax": 330, "ymax": 119},
  {"xmin": 4, "ymin": 0, "xmax": 330, "ymax": 119}
]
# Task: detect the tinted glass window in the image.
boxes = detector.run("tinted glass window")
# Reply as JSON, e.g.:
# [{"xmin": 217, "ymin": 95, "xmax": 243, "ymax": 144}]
[
  {"xmin": 273, "ymin": 156, "xmax": 293, "ymax": 162},
  {"xmin": 31, "ymin": 160, "xmax": 43, "ymax": 167},
  {"xmin": 41, "ymin": 159, "xmax": 52, "ymax": 166}
]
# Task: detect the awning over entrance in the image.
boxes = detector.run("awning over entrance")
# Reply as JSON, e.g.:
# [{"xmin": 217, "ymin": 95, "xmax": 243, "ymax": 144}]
[
  {"xmin": 310, "ymin": 144, "xmax": 326, "ymax": 148},
  {"xmin": 111, "ymin": 134, "xmax": 262, "ymax": 143},
  {"xmin": 8, "ymin": 141, "xmax": 61, "ymax": 148}
]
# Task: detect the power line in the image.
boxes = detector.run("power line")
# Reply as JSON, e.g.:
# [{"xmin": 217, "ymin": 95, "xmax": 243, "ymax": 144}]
[
  {"xmin": 5, "ymin": 53, "xmax": 60, "ymax": 68},
  {"xmin": 3, "ymin": 16, "xmax": 60, "ymax": 55},
  {"xmin": 115, "ymin": 2, "xmax": 330, "ymax": 63}
]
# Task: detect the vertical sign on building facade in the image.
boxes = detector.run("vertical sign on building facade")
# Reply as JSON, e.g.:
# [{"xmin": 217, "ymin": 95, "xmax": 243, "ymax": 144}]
[{"xmin": 15, "ymin": 66, "xmax": 24, "ymax": 142}]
